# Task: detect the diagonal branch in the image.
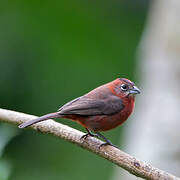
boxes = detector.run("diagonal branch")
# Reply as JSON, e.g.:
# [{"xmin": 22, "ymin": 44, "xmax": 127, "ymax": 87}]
[{"xmin": 0, "ymin": 108, "xmax": 179, "ymax": 180}]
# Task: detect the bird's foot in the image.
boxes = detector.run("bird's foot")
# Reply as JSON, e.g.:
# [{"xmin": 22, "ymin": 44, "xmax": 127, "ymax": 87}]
[
  {"xmin": 80, "ymin": 133, "xmax": 90, "ymax": 140},
  {"xmin": 80, "ymin": 129, "xmax": 99, "ymax": 140},
  {"xmin": 95, "ymin": 132, "xmax": 119, "ymax": 149},
  {"xmin": 99, "ymin": 142, "xmax": 119, "ymax": 149},
  {"xmin": 81, "ymin": 129, "xmax": 119, "ymax": 149}
]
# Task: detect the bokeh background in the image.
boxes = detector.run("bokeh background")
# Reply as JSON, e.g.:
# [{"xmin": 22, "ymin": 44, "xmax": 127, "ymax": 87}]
[{"xmin": 2, "ymin": 0, "xmax": 180, "ymax": 180}]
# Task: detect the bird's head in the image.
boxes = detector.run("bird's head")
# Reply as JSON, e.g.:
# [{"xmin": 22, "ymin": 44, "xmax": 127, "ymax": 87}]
[{"xmin": 111, "ymin": 78, "xmax": 141, "ymax": 99}]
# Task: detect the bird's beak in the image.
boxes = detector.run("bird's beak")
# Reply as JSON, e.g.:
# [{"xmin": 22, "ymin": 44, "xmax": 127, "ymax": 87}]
[{"xmin": 129, "ymin": 86, "xmax": 141, "ymax": 94}]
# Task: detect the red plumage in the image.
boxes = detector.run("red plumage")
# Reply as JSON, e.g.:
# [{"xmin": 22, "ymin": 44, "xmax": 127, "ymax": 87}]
[{"xmin": 19, "ymin": 78, "xmax": 140, "ymax": 147}]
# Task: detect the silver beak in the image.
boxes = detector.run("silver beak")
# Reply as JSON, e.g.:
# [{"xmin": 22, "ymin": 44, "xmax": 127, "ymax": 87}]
[{"xmin": 129, "ymin": 86, "xmax": 141, "ymax": 94}]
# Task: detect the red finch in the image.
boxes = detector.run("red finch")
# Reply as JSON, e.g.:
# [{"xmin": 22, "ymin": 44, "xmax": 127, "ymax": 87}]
[{"xmin": 19, "ymin": 78, "xmax": 140, "ymax": 147}]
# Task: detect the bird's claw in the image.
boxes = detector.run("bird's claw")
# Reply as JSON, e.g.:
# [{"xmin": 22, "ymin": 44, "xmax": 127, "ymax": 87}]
[
  {"xmin": 99, "ymin": 142, "xmax": 119, "ymax": 149},
  {"xmin": 81, "ymin": 129, "xmax": 119, "ymax": 149},
  {"xmin": 80, "ymin": 132, "xmax": 99, "ymax": 141},
  {"xmin": 80, "ymin": 133, "xmax": 90, "ymax": 140}
]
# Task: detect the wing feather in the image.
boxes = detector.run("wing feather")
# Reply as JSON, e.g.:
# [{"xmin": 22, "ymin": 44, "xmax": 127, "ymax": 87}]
[{"xmin": 58, "ymin": 95, "xmax": 124, "ymax": 116}]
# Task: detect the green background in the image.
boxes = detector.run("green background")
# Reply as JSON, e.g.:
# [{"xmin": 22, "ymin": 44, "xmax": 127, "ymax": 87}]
[{"xmin": 0, "ymin": 1, "xmax": 148, "ymax": 180}]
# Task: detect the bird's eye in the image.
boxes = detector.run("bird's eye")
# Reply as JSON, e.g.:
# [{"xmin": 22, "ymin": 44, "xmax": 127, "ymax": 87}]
[{"xmin": 120, "ymin": 84, "xmax": 128, "ymax": 91}]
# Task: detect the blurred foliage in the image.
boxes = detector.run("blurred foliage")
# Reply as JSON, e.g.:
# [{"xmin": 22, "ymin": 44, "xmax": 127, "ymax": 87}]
[
  {"xmin": 0, "ymin": 125, "xmax": 19, "ymax": 180},
  {"xmin": 0, "ymin": 0, "xmax": 148, "ymax": 180}
]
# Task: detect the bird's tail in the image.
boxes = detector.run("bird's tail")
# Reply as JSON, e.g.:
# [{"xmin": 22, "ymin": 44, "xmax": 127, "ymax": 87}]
[{"xmin": 18, "ymin": 112, "xmax": 61, "ymax": 128}]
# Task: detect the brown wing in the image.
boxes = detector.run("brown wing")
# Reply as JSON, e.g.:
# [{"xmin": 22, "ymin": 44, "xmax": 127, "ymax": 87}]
[{"xmin": 58, "ymin": 95, "xmax": 124, "ymax": 116}]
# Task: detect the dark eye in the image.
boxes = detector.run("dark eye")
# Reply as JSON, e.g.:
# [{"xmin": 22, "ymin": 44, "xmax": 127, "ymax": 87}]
[{"xmin": 120, "ymin": 84, "xmax": 128, "ymax": 91}]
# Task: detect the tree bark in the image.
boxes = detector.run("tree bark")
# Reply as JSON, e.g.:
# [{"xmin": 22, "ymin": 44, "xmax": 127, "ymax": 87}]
[{"xmin": 0, "ymin": 108, "xmax": 179, "ymax": 180}]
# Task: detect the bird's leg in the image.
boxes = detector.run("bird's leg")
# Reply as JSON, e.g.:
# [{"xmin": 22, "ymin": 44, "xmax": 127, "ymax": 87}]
[
  {"xmin": 81, "ymin": 130, "xmax": 119, "ymax": 149},
  {"xmin": 96, "ymin": 132, "xmax": 119, "ymax": 149},
  {"xmin": 81, "ymin": 128, "xmax": 99, "ymax": 140}
]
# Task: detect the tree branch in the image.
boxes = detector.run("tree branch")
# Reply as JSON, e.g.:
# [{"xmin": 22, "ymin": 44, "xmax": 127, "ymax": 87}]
[{"xmin": 0, "ymin": 108, "xmax": 179, "ymax": 180}]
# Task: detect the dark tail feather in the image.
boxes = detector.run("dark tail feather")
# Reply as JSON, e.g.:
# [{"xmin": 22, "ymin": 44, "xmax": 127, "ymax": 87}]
[{"xmin": 18, "ymin": 112, "xmax": 61, "ymax": 128}]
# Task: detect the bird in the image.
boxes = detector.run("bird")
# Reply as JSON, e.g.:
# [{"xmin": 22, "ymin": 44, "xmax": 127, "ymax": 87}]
[{"xmin": 19, "ymin": 78, "xmax": 140, "ymax": 147}]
